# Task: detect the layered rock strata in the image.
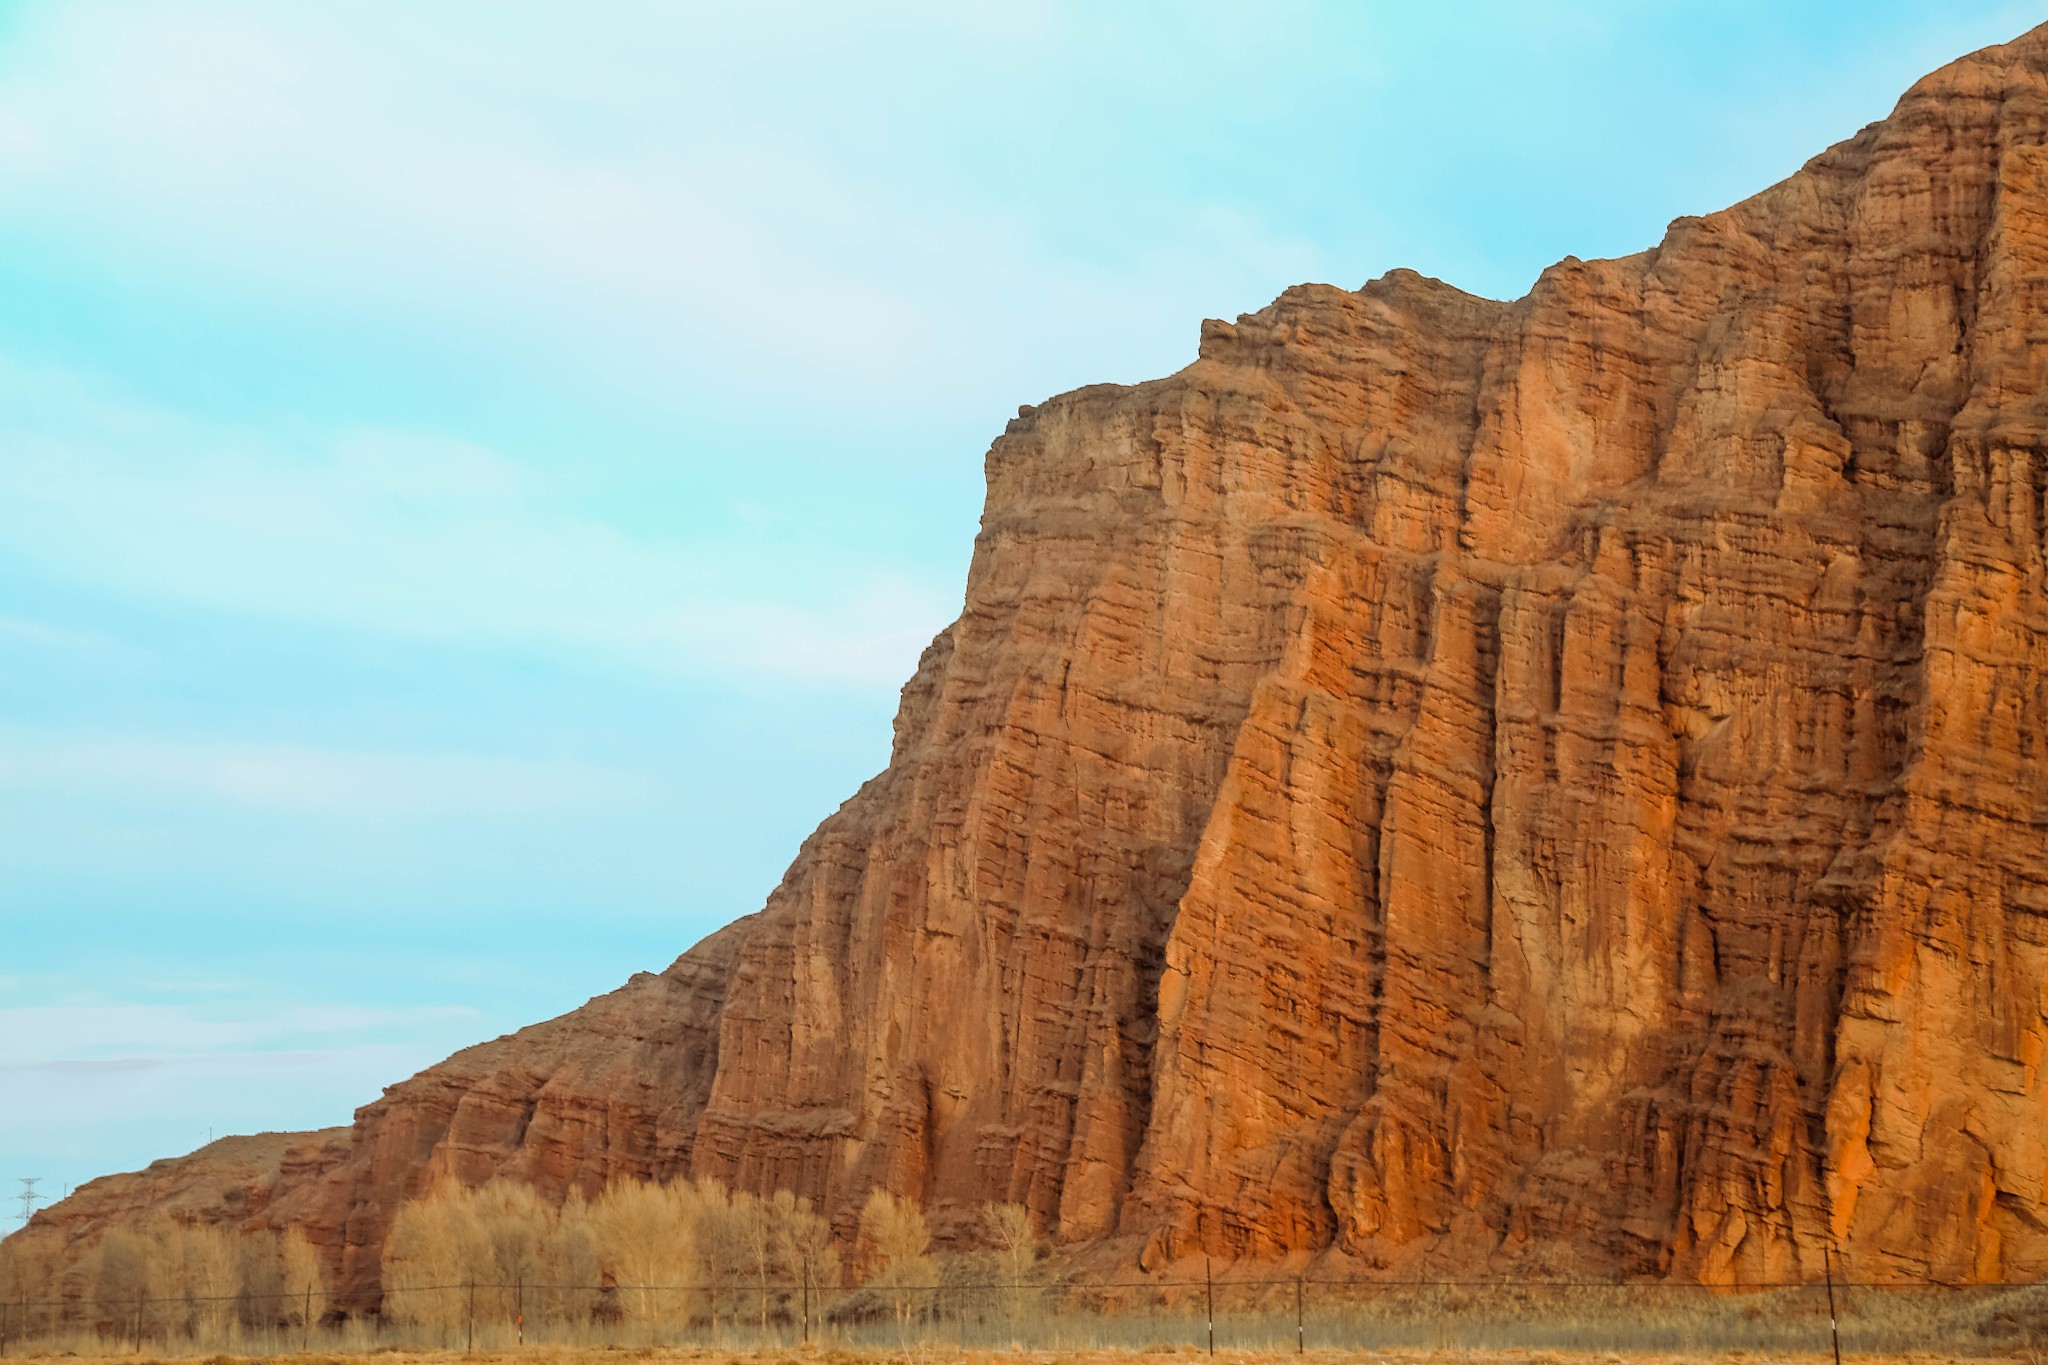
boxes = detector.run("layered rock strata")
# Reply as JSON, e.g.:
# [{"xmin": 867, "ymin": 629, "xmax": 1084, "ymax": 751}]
[{"xmin": 23, "ymin": 23, "xmax": 2048, "ymax": 1297}]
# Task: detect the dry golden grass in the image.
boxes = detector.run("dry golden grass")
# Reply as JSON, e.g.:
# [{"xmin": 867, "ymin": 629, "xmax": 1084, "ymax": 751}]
[
  {"xmin": 4, "ymin": 1279, "xmax": 2036, "ymax": 1362},
  {"xmin": 0, "ymin": 1346, "xmax": 2017, "ymax": 1365}
]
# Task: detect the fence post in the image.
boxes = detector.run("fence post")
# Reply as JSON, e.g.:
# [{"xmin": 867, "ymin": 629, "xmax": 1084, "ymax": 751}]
[
  {"xmin": 2, "ymin": 1294, "xmax": 10, "ymax": 1358},
  {"xmin": 516, "ymin": 1275, "xmax": 525, "ymax": 1347},
  {"xmin": 303, "ymin": 1286, "xmax": 313, "ymax": 1353},
  {"xmin": 133, "ymin": 1294, "xmax": 146, "ymax": 1356},
  {"xmin": 466, "ymin": 1280, "xmax": 476, "ymax": 1353},
  {"xmin": 801, "ymin": 1257, "xmax": 810, "ymax": 1345},
  {"xmin": 1822, "ymin": 1243, "xmax": 1843, "ymax": 1365},
  {"xmin": 1204, "ymin": 1256, "xmax": 1214, "ymax": 1357},
  {"xmin": 1296, "ymin": 1275, "xmax": 1304, "ymax": 1354}
]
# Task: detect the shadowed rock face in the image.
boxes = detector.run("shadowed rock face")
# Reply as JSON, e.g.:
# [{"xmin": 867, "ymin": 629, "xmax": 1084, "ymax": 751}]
[{"xmin": 24, "ymin": 24, "xmax": 2048, "ymax": 1298}]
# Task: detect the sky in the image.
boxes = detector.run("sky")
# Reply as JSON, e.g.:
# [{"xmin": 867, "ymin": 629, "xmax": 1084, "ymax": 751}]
[{"xmin": 1, "ymin": 0, "xmax": 2040, "ymax": 1218}]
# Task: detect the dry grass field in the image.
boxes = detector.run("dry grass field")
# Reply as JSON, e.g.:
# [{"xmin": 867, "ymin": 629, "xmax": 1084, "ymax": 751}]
[
  {"xmin": 5, "ymin": 1276, "xmax": 2039, "ymax": 1363},
  {"xmin": 0, "ymin": 1347, "xmax": 2028, "ymax": 1365}
]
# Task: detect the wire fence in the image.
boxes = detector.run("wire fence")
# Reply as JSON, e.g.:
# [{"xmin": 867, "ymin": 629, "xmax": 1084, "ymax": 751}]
[{"xmin": 3, "ymin": 1272, "xmax": 2046, "ymax": 1358}]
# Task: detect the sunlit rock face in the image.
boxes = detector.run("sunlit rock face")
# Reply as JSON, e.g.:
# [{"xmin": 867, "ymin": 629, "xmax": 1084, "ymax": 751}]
[{"xmin": 29, "ymin": 23, "xmax": 2048, "ymax": 1299}]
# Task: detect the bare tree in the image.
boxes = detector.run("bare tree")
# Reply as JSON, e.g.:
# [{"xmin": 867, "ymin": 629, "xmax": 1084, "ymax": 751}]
[
  {"xmin": 768, "ymin": 1188, "xmax": 838, "ymax": 1297},
  {"xmin": 589, "ymin": 1177, "xmax": 700, "ymax": 1336},
  {"xmin": 281, "ymin": 1228, "xmax": 328, "ymax": 1336},
  {"xmin": 692, "ymin": 1177, "xmax": 743, "ymax": 1338},
  {"xmin": 714, "ymin": 1189, "xmax": 779, "ymax": 1334},
  {"xmin": 180, "ymin": 1223, "xmax": 239, "ymax": 1346},
  {"xmin": 982, "ymin": 1203, "xmax": 1039, "ymax": 1336},
  {"xmin": 382, "ymin": 1182, "xmax": 479, "ymax": 1339},
  {"xmin": 536, "ymin": 1188, "xmax": 600, "ymax": 1330},
  {"xmin": 0, "ymin": 1227, "xmax": 70, "ymax": 1342},
  {"xmin": 858, "ymin": 1189, "xmax": 934, "ymax": 1331},
  {"xmin": 0, "ymin": 1227, "xmax": 66, "ymax": 1346},
  {"xmin": 471, "ymin": 1181, "xmax": 545, "ymax": 1334},
  {"xmin": 94, "ymin": 1228, "xmax": 153, "ymax": 1345},
  {"xmin": 234, "ymin": 1231, "xmax": 285, "ymax": 1335}
]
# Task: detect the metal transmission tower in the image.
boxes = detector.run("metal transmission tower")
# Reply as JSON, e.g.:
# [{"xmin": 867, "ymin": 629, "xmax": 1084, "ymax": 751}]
[{"xmin": 14, "ymin": 1177, "xmax": 41, "ymax": 1225}]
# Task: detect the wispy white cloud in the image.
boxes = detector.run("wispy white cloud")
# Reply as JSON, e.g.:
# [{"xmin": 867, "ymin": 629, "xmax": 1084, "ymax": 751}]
[
  {"xmin": 0, "ymin": 356, "xmax": 954, "ymax": 687},
  {"xmin": 0, "ymin": 1039, "xmax": 478, "ymax": 1178},
  {"xmin": 0, "ymin": 993, "xmax": 496, "ymax": 1183},
  {"xmin": 0, "ymin": 613, "xmax": 150, "ymax": 670},
  {"xmin": 0, "ymin": 1000, "xmax": 480, "ymax": 1067},
  {"xmin": 0, "ymin": 725, "xmax": 652, "ymax": 816},
  {"xmin": 0, "ymin": 2, "xmax": 1323, "ymax": 410}
]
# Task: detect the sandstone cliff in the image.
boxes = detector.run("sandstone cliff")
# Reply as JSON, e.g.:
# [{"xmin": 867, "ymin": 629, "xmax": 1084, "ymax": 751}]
[{"xmin": 21, "ymin": 24, "xmax": 2048, "ymax": 1296}]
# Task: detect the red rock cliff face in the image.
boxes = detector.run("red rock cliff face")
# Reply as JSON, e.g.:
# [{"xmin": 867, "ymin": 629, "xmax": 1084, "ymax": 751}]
[{"xmin": 24, "ymin": 25, "xmax": 2048, "ymax": 1295}]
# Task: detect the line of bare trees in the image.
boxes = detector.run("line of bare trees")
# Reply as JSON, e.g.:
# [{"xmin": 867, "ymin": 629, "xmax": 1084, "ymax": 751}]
[
  {"xmin": 379, "ymin": 1178, "xmax": 1041, "ymax": 1340},
  {"xmin": 381, "ymin": 1177, "xmax": 838, "ymax": 1336},
  {"xmin": 0, "ymin": 1216, "xmax": 327, "ymax": 1346},
  {"xmin": 0, "ymin": 1178, "xmax": 1042, "ymax": 1349}
]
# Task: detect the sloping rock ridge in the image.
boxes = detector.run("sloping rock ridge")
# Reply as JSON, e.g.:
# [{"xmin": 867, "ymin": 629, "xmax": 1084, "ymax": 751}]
[{"xmin": 24, "ymin": 24, "xmax": 2048, "ymax": 1296}]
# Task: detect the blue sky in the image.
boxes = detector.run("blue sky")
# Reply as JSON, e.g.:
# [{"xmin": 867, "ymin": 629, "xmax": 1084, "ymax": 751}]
[{"xmin": 1, "ymin": 0, "xmax": 2038, "ymax": 1214}]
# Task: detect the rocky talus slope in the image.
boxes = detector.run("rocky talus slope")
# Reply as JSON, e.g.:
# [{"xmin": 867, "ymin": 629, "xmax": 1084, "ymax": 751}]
[{"xmin": 23, "ymin": 26, "xmax": 2048, "ymax": 1299}]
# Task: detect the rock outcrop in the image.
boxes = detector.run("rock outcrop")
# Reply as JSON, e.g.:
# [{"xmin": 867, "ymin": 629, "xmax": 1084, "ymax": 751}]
[{"xmin": 21, "ymin": 23, "xmax": 2048, "ymax": 1297}]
